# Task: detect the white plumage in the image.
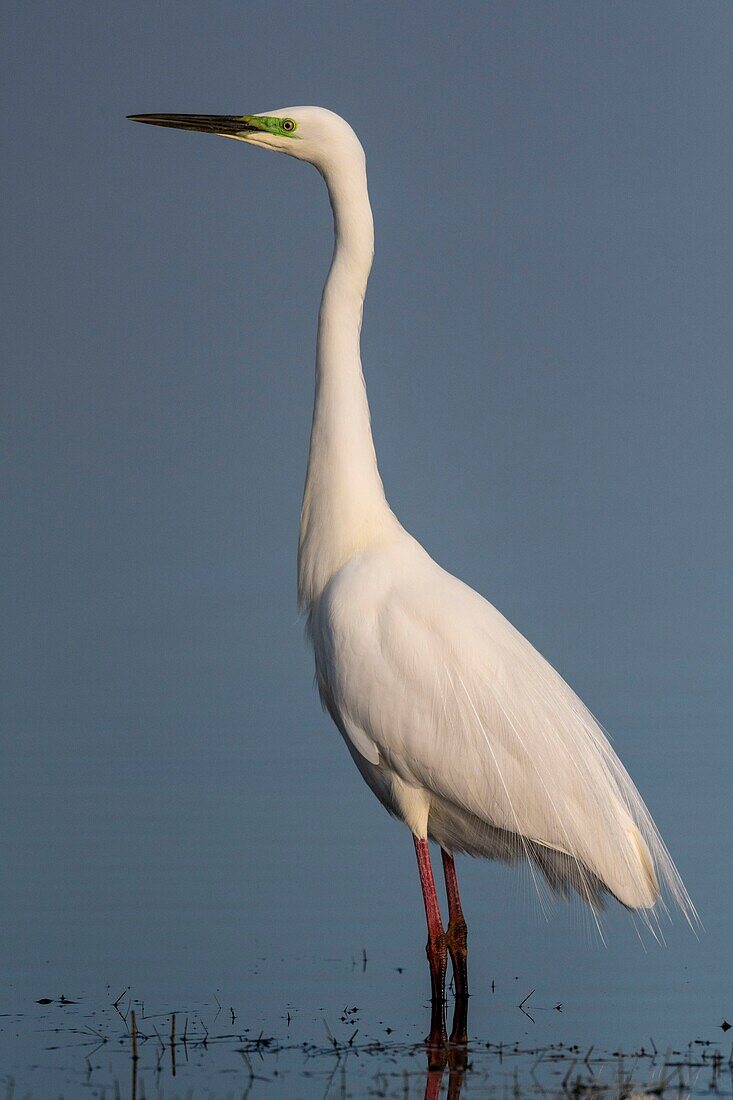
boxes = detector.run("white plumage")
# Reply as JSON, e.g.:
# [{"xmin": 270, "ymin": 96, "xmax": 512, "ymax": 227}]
[
  {"xmin": 131, "ymin": 106, "xmax": 696, "ymax": 949},
  {"xmin": 311, "ymin": 531, "xmax": 689, "ymax": 916}
]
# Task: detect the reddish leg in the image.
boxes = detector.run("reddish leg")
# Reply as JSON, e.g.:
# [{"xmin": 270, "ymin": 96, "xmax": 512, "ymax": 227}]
[
  {"xmin": 423, "ymin": 1042, "xmax": 467, "ymax": 1100},
  {"xmin": 423, "ymin": 1040, "xmax": 467, "ymax": 1100},
  {"xmin": 424, "ymin": 1064, "xmax": 445, "ymax": 1100},
  {"xmin": 441, "ymin": 849, "xmax": 469, "ymax": 1041},
  {"xmin": 414, "ymin": 836, "xmax": 447, "ymax": 1047}
]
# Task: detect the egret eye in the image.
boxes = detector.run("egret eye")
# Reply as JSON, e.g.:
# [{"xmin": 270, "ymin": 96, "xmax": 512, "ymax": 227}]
[{"xmin": 281, "ymin": 118, "xmax": 296, "ymax": 133}]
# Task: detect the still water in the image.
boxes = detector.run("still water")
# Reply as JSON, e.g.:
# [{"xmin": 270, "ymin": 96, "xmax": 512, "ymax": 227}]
[
  {"xmin": 2, "ymin": 973, "xmax": 730, "ymax": 1098},
  {"xmin": 2, "ymin": 705, "xmax": 730, "ymax": 1097},
  {"xmin": 3, "ymin": 3, "xmax": 732, "ymax": 1095}
]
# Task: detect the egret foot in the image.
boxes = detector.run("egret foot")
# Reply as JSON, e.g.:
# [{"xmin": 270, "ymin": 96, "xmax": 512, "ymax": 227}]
[
  {"xmin": 425, "ymin": 1017, "xmax": 447, "ymax": 1067},
  {"xmin": 425, "ymin": 929, "xmax": 448, "ymax": 1044},
  {"xmin": 423, "ymin": 1012, "xmax": 467, "ymax": 1100},
  {"xmin": 449, "ymin": 988, "xmax": 468, "ymax": 1046}
]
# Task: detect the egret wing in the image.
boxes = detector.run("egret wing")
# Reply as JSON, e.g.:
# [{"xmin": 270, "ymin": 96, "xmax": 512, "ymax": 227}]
[{"xmin": 315, "ymin": 542, "xmax": 693, "ymax": 919}]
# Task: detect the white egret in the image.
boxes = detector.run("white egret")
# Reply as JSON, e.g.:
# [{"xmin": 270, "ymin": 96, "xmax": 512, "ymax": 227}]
[{"xmin": 129, "ymin": 107, "xmax": 696, "ymax": 1042}]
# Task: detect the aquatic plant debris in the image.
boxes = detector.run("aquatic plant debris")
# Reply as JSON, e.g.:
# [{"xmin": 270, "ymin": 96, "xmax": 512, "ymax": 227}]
[{"xmin": 2, "ymin": 990, "xmax": 730, "ymax": 1098}]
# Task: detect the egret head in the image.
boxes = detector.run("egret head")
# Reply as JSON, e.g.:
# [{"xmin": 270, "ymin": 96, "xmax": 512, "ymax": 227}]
[{"xmin": 128, "ymin": 106, "xmax": 364, "ymax": 174}]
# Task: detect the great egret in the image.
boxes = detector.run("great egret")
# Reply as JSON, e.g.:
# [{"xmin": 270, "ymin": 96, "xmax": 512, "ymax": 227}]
[{"xmin": 129, "ymin": 107, "xmax": 696, "ymax": 1042}]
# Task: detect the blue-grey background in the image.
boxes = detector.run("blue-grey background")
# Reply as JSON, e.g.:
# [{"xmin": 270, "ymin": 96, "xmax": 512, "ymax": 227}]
[{"xmin": 1, "ymin": 1, "xmax": 731, "ymax": 1092}]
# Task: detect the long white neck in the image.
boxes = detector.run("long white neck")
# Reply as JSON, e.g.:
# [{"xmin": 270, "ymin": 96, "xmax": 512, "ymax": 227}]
[{"xmin": 297, "ymin": 151, "xmax": 397, "ymax": 609}]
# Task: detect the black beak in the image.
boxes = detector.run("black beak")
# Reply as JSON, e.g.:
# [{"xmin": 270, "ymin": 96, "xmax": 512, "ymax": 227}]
[{"xmin": 127, "ymin": 114, "xmax": 260, "ymax": 137}]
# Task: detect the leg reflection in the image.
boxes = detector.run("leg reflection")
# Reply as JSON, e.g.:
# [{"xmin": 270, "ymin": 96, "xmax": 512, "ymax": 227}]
[{"xmin": 423, "ymin": 993, "xmax": 468, "ymax": 1099}]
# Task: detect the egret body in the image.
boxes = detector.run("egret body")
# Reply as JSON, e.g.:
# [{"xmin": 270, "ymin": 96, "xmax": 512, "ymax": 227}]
[{"xmin": 129, "ymin": 107, "xmax": 695, "ymax": 1041}]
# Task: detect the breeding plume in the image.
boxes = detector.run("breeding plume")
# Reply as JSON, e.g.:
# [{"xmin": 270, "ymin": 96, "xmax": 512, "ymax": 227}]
[{"xmin": 130, "ymin": 106, "xmax": 695, "ymax": 1043}]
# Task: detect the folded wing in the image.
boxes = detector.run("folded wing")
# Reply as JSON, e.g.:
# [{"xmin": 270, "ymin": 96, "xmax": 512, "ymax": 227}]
[{"xmin": 314, "ymin": 541, "xmax": 696, "ymax": 923}]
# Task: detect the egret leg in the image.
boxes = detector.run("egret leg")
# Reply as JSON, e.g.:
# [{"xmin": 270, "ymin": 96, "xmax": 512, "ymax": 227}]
[
  {"xmin": 441, "ymin": 849, "xmax": 468, "ymax": 1041},
  {"xmin": 413, "ymin": 836, "xmax": 447, "ymax": 1047}
]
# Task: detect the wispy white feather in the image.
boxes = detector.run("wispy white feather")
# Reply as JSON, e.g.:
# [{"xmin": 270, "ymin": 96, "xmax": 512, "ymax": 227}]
[
  {"xmin": 311, "ymin": 534, "xmax": 697, "ymax": 931},
  {"xmin": 132, "ymin": 105, "xmax": 697, "ymax": 957}
]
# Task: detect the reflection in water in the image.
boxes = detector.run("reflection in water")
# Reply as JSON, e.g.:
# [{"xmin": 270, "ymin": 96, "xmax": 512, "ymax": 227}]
[
  {"xmin": 6, "ymin": 986, "xmax": 728, "ymax": 1098},
  {"xmin": 170, "ymin": 1011, "xmax": 177, "ymax": 1076},
  {"xmin": 130, "ymin": 1008, "xmax": 139, "ymax": 1100},
  {"xmin": 128, "ymin": 993, "xmax": 470, "ymax": 1099},
  {"xmin": 424, "ymin": 995, "xmax": 467, "ymax": 1098}
]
